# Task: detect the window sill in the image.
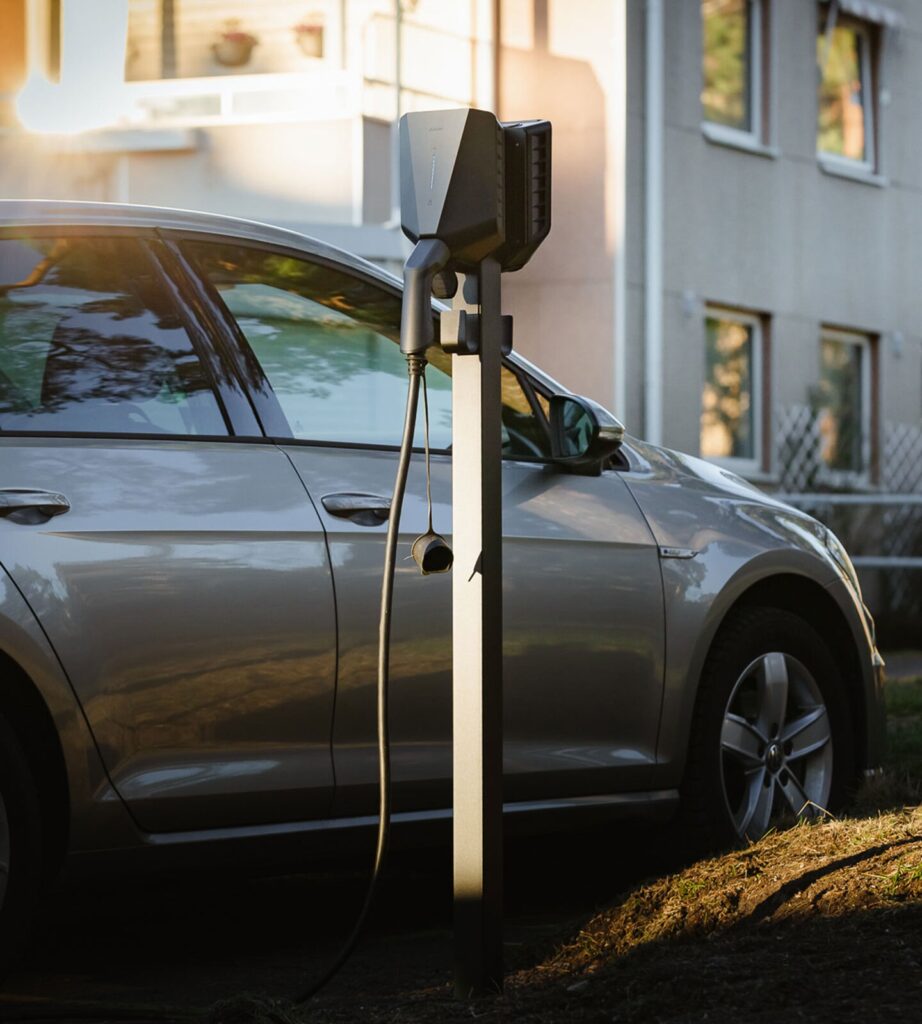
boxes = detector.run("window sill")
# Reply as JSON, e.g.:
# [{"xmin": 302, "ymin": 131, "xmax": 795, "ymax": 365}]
[
  {"xmin": 701, "ymin": 122, "xmax": 779, "ymax": 160},
  {"xmin": 817, "ymin": 155, "xmax": 887, "ymax": 188}
]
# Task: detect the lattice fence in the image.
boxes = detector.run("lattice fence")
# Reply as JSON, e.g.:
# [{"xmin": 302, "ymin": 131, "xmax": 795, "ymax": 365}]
[
  {"xmin": 774, "ymin": 403, "xmax": 823, "ymax": 493},
  {"xmin": 773, "ymin": 406, "xmax": 922, "ymax": 644},
  {"xmin": 884, "ymin": 421, "xmax": 922, "ymax": 494}
]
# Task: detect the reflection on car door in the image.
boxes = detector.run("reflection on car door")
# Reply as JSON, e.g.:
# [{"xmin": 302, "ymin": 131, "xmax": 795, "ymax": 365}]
[
  {"xmin": 0, "ymin": 233, "xmax": 338, "ymax": 833},
  {"xmin": 182, "ymin": 239, "xmax": 666, "ymax": 817}
]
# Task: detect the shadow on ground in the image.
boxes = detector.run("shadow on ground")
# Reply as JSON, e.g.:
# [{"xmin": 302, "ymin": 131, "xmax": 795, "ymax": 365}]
[{"xmin": 0, "ymin": 821, "xmax": 686, "ymax": 1018}]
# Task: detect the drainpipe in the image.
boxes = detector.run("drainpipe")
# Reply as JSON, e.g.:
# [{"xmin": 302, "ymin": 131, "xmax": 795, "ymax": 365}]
[
  {"xmin": 389, "ymin": 0, "xmax": 404, "ymax": 224},
  {"xmin": 612, "ymin": 0, "xmax": 627, "ymax": 420},
  {"xmin": 644, "ymin": 0, "xmax": 664, "ymax": 446}
]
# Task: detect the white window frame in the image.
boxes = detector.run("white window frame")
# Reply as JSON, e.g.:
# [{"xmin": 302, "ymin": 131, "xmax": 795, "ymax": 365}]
[
  {"xmin": 816, "ymin": 327, "xmax": 873, "ymax": 488},
  {"xmin": 817, "ymin": 17, "xmax": 877, "ymax": 174},
  {"xmin": 701, "ymin": 0, "xmax": 764, "ymax": 149},
  {"xmin": 701, "ymin": 306, "xmax": 763, "ymax": 477}
]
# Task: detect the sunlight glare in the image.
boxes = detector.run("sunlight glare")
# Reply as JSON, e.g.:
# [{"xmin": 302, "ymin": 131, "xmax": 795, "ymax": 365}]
[{"xmin": 16, "ymin": 0, "xmax": 129, "ymax": 135}]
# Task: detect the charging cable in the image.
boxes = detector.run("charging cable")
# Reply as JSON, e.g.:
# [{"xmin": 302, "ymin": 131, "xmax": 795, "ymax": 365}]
[{"xmin": 292, "ymin": 352, "xmax": 427, "ymax": 1003}]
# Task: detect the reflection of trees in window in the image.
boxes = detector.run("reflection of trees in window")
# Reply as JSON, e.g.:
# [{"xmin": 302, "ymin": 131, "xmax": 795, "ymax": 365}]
[
  {"xmin": 0, "ymin": 237, "xmax": 224, "ymax": 434},
  {"xmin": 817, "ymin": 24, "xmax": 868, "ymax": 162},
  {"xmin": 187, "ymin": 243, "xmax": 403, "ymax": 342},
  {"xmin": 701, "ymin": 316, "xmax": 754, "ymax": 460},
  {"xmin": 188, "ymin": 241, "xmax": 550, "ymax": 455},
  {"xmin": 817, "ymin": 336, "xmax": 864, "ymax": 473},
  {"xmin": 701, "ymin": 0, "xmax": 751, "ymax": 131}
]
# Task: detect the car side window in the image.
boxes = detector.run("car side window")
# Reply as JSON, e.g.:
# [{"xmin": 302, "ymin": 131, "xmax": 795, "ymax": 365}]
[
  {"xmin": 184, "ymin": 241, "xmax": 551, "ymax": 458},
  {"xmin": 0, "ymin": 236, "xmax": 227, "ymax": 436}
]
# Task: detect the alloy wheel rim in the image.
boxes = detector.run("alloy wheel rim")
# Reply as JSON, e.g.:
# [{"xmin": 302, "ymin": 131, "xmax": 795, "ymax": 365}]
[{"xmin": 719, "ymin": 652, "xmax": 833, "ymax": 841}]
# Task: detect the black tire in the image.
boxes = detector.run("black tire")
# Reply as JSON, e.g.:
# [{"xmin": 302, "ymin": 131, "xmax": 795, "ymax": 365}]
[
  {"xmin": 681, "ymin": 606, "xmax": 854, "ymax": 852},
  {"xmin": 0, "ymin": 713, "xmax": 43, "ymax": 970}
]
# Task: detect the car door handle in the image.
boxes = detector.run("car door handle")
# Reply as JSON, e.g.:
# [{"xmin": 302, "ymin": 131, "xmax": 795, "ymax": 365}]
[
  {"xmin": 321, "ymin": 492, "xmax": 391, "ymax": 526},
  {"xmin": 0, "ymin": 488, "xmax": 71, "ymax": 525}
]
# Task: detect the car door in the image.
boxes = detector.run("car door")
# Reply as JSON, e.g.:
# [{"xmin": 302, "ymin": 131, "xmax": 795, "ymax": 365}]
[
  {"xmin": 0, "ymin": 229, "xmax": 337, "ymax": 833},
  {"xmin": 179, "ymin": 237, "xmax": 666, "ymax": 816}
]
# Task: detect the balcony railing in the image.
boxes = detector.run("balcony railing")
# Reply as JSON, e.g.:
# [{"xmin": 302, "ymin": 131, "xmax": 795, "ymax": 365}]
[{"xmin": 123, "ymin": 69, "xmax": 363, "ymax": 128}]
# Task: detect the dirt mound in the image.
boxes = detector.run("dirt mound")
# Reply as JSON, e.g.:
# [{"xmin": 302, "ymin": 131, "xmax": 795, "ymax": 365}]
[
  {"xmin": 292, "ymin": 808, "xmax": 922, "ymax": 1024},
  {"xmin": 545, "ymin": 807, "xmax": 922, "ymax": 972}
]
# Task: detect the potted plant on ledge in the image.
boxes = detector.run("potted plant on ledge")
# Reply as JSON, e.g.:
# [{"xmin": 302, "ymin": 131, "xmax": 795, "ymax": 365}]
[
  {"xmin": 213, "ymin": 19, "xmax": 259, "ymax": 68},
  {"xmin": 293, "ymin": 16, "xmax": 325, "ymax": 59}
]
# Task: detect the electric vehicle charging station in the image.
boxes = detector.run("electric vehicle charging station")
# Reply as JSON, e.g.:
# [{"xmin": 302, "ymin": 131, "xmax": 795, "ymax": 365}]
[{"xmin": 397, "ymin": 107, "xmax": 552, "ymax": 996}]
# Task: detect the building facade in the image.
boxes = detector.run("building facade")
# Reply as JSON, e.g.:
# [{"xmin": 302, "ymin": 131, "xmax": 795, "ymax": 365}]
[{"xmin": 1, "ymin": 0, "xmax": 920, "ymax": 633}]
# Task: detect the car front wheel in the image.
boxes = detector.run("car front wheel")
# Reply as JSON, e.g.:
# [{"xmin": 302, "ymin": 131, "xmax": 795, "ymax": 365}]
[{"xmin": 682, "ymin": 607, "xmax": 855, "ymax": 848}]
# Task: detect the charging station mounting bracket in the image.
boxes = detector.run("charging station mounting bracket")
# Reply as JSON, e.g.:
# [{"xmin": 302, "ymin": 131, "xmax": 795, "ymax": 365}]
[{"xmin": 441, "ymin": 308, "xmax": 513, "ymax": 357}]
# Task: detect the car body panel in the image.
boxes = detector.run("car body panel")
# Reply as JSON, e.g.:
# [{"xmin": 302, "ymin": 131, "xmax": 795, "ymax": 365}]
[
  {"xmin": 620, "ymin": 438, "xmax": 882, "ymax": 775},
  {"xmin": 0, "ymin": 437, "xmax": 337, "ymax": 832},
  {"xmin": 281, "ymin": 443, "xmax": 666, "ymax": 818},
  {"xmin": 0, "ymin": 562, "xmax": 142, "ymax": 851},
  {"xmin": 0, "ymin": 201, "xmax": 882, "ymax": 869}
]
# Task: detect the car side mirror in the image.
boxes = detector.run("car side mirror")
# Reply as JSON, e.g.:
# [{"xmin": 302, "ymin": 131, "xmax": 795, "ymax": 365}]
[{"xmin": 549, "ymin": 394, "xmax": 624, "ymax": 474}]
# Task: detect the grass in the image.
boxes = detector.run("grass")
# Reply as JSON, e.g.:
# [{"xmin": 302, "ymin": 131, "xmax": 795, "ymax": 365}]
[
  {"xmin": 885, "ymin": 674, "xmax": 922, "ymax": 777},
  {"xmin": 854, "ymin": 671, "xmax": 922, "ymax": 813},
  {"xmin": 282, "ymin": 666, "xmax": 922, "ymax": 1024}
]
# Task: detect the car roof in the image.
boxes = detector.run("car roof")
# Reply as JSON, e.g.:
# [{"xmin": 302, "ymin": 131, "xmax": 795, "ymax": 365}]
[
  {"xmin": 0, "ymin": 198, "xmax": 404, "ymax": 291},
  {"xmin": 0, "ymin": 199, "xmax": 569, "ymax": 396}
]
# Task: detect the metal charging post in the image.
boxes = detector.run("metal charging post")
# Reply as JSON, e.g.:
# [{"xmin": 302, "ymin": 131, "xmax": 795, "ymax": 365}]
[
  {"xmin": 397, "ymin": 105, "xmax": 550, "ymax": 1001},
  {"xmin": 447, "ymin": 259, "xmax": 506, "ymax": 997}
]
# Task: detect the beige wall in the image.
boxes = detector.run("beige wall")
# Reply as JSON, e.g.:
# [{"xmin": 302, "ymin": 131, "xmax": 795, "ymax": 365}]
[
  {"xmin": 497, "ymin": 0, "xmax": 622, "ymax": 411},
  {"xmin": 0, "ymin": 117, "xmax": 361, "ymax": 225}
]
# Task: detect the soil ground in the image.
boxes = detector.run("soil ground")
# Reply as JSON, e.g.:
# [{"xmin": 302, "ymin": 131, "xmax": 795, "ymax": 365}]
[{"xmin": 1, "ymin": 660, "xmax": 920, "ymax": 1024}]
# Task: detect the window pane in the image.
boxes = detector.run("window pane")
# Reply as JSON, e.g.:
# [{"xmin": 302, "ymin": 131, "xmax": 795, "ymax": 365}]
[
  {"xmin": 196, "ymin": 245, "xmax": 446, "ymax": 448},
  {"xmin": 0, "ymin": 237, "xmax": 227, "ymax": 435},
  {"xmin": 818, "ymin": 336, "xmax": 864, "ymax": 473},
  {"xmin": 701, "ymin": 0, "xmax": 752, "ymax": 132},
  {"xmin": 817, "ymin": 24, "xmax": 868, "ymax": 162},
  {"xmin": 499, "ymin": 368, "xmax": 550, "ymax": 459},
  {"xmin": 700, "ymin": 315, "xmax": 755, "ymax": 460},
  {"xmin": 185, "ymin": 242, "xmax": 550, "ymax": 457}
]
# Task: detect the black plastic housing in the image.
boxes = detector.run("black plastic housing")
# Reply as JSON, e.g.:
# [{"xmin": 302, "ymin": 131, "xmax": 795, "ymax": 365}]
[
  {"xmin": 495, "ymin": 119, "xmax": 552, "ymax": 272},
  {"xmin": 400, "ymin": 108, "xmax": 505, "ymax": 272},
  {"xmin": 399, "ymin": 108, "xmax": 552, "ymax": 275}
]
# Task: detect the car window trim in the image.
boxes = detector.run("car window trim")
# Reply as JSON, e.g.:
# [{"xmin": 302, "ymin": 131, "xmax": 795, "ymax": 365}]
[
  {"xmin": 0, "ymin": 430, "xmax": 272, "ymax": 444},
  {"xmin": 134, "ymin": 237, "xmax": 238, "ymax": 437},
  {"xmin": 143, "ymin": 235, "xmax": 262, "ymax": 437},
  {"xmin": 154, "ymin": 233, "xmax": 290, "ymax": 438}
]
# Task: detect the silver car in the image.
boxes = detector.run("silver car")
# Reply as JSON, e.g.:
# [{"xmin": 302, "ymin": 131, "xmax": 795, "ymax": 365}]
[{"xmin": 0, "ymin": 201, "xmax": 884, "ymax": 955}]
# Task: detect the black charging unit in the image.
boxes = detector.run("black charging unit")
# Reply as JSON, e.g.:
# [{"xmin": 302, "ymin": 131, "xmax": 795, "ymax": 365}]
[{"xmin": 397, "ymin": 107, "xmax": 551, "ymax": 997}]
